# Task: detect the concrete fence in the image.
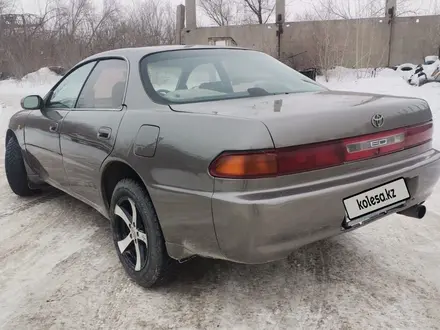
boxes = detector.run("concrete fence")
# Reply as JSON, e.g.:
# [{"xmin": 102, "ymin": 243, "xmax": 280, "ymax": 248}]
[{"xmin": 176, "ymin": 0, "xmax": 440, "ymax": 70}]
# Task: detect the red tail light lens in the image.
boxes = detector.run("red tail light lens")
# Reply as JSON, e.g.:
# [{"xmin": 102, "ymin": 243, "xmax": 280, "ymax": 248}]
[
  {"xmin": 209, "ymin": 121, "xmax": 433, "ymax": 179},
  {"xmin": 276, "ymin": 142, "xmax": 343, "ymax": 175},
  {"xmin": 405, "ymin": 122, "xmax": 433, "ymax": 148}
]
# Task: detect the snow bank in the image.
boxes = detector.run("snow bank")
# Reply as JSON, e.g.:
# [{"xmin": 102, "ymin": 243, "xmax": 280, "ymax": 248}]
[
  {"xmin": 0, "ymin": 68, "xmax": 61, "ymax": 136},
  {"xmin": 21, "ymin": 67, "xmax": 61, "ymax": 86},
  {"xmin": 0, "ymin": 67, "xmax": 61, "ymax": 100}
]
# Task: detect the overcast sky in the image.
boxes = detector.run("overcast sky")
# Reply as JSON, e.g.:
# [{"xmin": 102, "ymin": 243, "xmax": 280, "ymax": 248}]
[{"xmin": 14, "ymin": 0, "xmax": 440, "ymax": 25}]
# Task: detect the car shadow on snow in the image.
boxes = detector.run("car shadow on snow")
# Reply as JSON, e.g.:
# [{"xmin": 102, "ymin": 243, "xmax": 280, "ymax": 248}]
[{"xmin": 154, "ymin": 235, "xmax": 377, "ymax": 295}]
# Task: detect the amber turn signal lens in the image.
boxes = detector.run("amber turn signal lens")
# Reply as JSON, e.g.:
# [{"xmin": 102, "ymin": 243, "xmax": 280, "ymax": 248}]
[{"xmin": 209, "ymin": 152, "xmax": 278, "ymax": 179}]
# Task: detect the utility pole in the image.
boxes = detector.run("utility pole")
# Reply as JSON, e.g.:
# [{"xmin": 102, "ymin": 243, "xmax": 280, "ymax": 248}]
[
  {"xmin": 386, "ymin": 0, "xmax": 397, "ymax": 67},
  {"xmin": 175, "ymin": 5, "xmax": 185, "ymax": 45},
  {"xmin": 185, "ymin": 0, "xmax": 197, "ymax": 30},
  {"xmin": 275, "ymin": 0, "xmax": 285, "ymax": 60}
]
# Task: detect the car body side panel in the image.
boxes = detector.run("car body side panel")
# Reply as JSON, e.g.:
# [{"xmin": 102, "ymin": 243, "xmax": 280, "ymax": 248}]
[
  {"xmin": 60, "ymin": 109, "xmax": 126, "ymax": 209},
  {"xmin": 107, "ymin": 106, "xmax": 275, "ymax": 260},
  {"xmin": 24, "ymin": 109, "xmax": 70, "ymax": 187}
]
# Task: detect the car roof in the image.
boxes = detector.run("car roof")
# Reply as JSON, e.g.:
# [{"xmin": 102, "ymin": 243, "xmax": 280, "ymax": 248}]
[{"xmin": 81, "ymin": 45, "xmax": 250, "ymax": 63}]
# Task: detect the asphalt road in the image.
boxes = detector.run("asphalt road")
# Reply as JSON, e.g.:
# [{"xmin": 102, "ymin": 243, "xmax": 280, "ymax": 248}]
[{"xmin": 1, "ymin": 102, "xmax": 440, "ymax": 330}]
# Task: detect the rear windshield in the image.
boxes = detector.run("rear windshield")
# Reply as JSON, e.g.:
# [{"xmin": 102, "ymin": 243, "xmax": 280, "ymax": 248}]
[{"xmin": 140, "ymin": 49, "xmax": 326, "ymax": 104}]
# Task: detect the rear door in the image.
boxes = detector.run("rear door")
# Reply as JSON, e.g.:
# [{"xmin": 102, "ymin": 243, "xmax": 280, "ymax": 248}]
[{"xmin": 60, "ymin": 58, "xmax": 128, "ymax": 208}]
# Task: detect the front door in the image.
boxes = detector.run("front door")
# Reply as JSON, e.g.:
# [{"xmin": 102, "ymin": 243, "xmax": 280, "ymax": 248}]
[
  {"xmin": 25, "ymin": 62, "xmax": 96, "ymax": 188},
  {"xmin": 60, "ymin": 58, "xmax": 128, "ymax": 208}
]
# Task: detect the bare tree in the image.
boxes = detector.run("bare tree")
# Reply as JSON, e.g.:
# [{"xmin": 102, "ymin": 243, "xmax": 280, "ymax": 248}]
[
  {"xmin": 302, "ymin": 0, "xmax": 422, "ymax": 20},
  {"xmin": 128, "ymin": 0, "xmax": 175, "ymax": 45},
  {"xmin": 0, "ymin": 0, "xmax": 13, "ymax": 14},
  {"xmin": 242, "ymin": 0, "xmax": 276, "ymax": 24},
  {"xmin": 0, "ymin": 0, "xmax": 177, "ymax": 78},
  {"xmin": 198, "ymin": 0, "xmax": 276, "ymax": 26},
  {"xmin": 292, "ymin": 0, "xmax": 392, "ymax": 81},
  {"xmin": 0, "ymin": 0, "xmax": 59, "ymax": 76},
  {"xmin": 420, "ymin": 2, "xmax": 440, "ymax": 61},
  {"xmin": 199, "ymin": 0, "xmax": 235, "ymax": 26}
]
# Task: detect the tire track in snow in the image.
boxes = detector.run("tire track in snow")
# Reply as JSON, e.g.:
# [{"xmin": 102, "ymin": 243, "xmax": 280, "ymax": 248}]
[{"xmin": 0, "ymin": 190, "xmax": 63, "ymax": 220}]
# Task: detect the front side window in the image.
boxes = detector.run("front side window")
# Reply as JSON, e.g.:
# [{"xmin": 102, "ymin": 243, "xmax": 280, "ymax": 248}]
[
  {"xmin": 46, "ymin": 62, "xmax": 96, "ymax": 109},
  {"xmin": 76, "ymin": 59, "xmax": 128, "ymax": 109},
  {"xmin": 140, "ymin": 49, "xmax": 326, "ymax": 104}
]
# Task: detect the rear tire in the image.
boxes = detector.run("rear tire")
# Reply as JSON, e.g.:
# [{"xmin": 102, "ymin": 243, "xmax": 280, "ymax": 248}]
[
  {"xmin": 109, "ymin": 179, "xmax": 173, "ymax": 288},
  {"xmin": 5, "ymin": 137, "xmax": 36, "ymax": 197}
]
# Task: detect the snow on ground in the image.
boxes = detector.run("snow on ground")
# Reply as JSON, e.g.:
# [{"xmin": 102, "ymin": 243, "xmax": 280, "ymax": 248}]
[{"xmin": 1, "ymin": 67, "xmax": 440, "ymax": 329}]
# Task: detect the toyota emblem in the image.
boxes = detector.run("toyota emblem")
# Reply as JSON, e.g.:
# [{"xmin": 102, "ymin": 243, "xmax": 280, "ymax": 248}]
[{"xmin": 371, "ymin": 114, "xmax": 384, "ymax": 128}]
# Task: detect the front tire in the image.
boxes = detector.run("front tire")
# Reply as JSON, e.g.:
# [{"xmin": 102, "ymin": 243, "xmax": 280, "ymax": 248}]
[
  {"xmin": 109, "ymin": 179, "xmax": 172, "ymax": 288},
  {"xmin": 5, "ymin": 137, "xmax": 36, "ymax": 197}
]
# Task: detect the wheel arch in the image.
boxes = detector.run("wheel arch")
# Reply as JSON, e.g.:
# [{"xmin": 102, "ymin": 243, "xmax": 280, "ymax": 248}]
[
  {"xmin": 100, "ymin": 159, "xmax": 149, "ymax": 211},
  {"xmin": 5, "ymin": 127, "xmax": 42, "ymax": 185},
  {"xmin": 100, "ymin": 159, "xmax": 172, "ymax": 251},
  {"xmin": 5, "ymin": 129, "xmax": 16, "ymax": 146},
  {"xmin": 7, "ymin": 110, "xmax": 31, "ymax": 147}
]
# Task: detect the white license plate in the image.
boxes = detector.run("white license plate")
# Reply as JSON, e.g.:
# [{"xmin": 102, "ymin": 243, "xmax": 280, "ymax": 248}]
[{"xmin": 343, "ymin": 178, "xmax": 410, "ymax": 220}]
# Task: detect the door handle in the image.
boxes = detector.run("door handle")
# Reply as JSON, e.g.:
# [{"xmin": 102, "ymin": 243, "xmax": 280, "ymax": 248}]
[
  {"xmin": 97, "ymin": 127, "xmax": 112, "ymax": 140},
  {"xmin": 49, "ymin": 123, "xmax": 58, "ymax": 132}
]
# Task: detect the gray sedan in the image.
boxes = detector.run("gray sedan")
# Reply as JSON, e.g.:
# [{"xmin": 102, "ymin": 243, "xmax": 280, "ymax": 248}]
[{"xmin": 5, "ymin": 46, "xmax": 440, "ymax": 287}]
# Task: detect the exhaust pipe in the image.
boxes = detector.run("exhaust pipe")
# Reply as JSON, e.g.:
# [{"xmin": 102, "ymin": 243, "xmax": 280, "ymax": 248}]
[{"xmin": 397, "ymin": 204, "xmax": 427, "ymax": 219}]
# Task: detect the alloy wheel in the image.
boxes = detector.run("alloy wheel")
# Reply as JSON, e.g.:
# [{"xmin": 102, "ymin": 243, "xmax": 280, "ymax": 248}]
[{"xmin": 114, "ymin": 197, "xmax": 149, "ymax": 271}]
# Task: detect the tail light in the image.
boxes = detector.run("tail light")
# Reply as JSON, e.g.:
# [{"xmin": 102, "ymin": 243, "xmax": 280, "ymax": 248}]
[
  {"xmin": 405, "ymin": 122, "xmax": 433, "ymax": 148},
  {"xmin": 209, "ymin": 121, "xmax": 433, "ymax": 179}
]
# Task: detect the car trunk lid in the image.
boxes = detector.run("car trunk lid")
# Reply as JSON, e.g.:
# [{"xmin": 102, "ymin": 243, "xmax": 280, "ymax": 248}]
[{"xmin": 169, "ymin": 90, "xmax": 432, "ymax": 148}]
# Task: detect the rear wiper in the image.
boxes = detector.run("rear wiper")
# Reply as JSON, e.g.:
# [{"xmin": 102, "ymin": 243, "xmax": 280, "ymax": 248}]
[
  {"xmin": 300, "ymin": 79, "xmax": 320, "ymax": 86},
  {"xmin": 247, "ymin": 87, "xmax": 270, "ymax": 96}
]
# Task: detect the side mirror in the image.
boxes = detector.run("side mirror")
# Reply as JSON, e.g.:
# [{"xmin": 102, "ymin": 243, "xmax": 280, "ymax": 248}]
[{"xmin": 21, "ymin": 95, "xmax": 44, "ymax": 110}]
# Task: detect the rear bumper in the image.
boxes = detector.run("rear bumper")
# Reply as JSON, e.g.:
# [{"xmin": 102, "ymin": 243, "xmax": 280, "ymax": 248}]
[{"xmin": 211, "ymin": 148, "xmax": 440, "ymax": 264}]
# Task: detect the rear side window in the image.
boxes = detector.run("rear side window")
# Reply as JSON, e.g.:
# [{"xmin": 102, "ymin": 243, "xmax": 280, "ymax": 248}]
[
  {"xmin": 147, "ymin": 64, "xmax": 181, "ymax": 91},
  {"xmin": 186, "ymin": 63, "xmax": 221, "ymax": 89},
  {"xmin": 76, "ymin": 59, "xmax": 128, "ymax": 109}
]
